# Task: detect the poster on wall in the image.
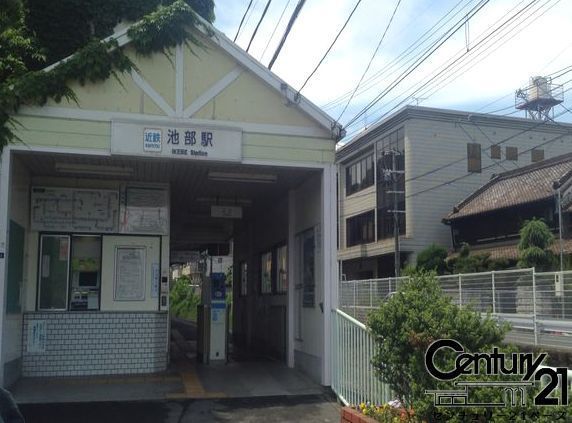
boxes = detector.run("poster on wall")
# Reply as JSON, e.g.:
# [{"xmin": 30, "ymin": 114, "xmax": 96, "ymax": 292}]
[
  {"xmin": 121, "ymin": 187, "xmax": 169, "ymax": 235},
  {"xmin": 114, "ymin": 247, "xmax": 146, "ymax": 301},
  {"xmin": 31, "ymin": 187, "xmax": 119, "ymax": 233},
  {"xmin": 27, "ymin": 320, "xmax": 47, "ymax": 353}
]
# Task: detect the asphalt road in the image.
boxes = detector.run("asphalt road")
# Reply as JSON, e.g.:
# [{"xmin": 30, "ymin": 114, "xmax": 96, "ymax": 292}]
[{"xmin": 19, "ymin": 395, "xmax": 341, "ymax": 423}]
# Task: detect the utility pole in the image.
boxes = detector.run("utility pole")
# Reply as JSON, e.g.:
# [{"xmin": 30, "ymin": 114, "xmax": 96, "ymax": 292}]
[{"xmin": 384, "ymin": 149, "xmax": 405, "ymax": 277}]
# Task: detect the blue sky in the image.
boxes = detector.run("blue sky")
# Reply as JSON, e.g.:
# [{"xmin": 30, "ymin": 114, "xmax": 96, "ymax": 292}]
[{"xmin": 213, "ymin": 0, "xmax": 572, "ymax": 136}]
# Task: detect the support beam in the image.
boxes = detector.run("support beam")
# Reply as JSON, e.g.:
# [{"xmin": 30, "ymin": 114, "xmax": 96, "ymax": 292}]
[
  {"xmin": 131, "ymin": 70, "xmax": 176, "ymax": 117},
  {"xmin": 0, "ymin": 148, "xmax": 12, "ymax": 387},
  {"xmin": 175, "ymin": 44, "xmax": 184, "ymax": 117},
  {"xmin": 321, "ymin": 163, "xmax": 336, "ymax": 386},
  {"xmin": 183, "ymin": 67, "xmax": 243, "ymax": 118},
  {"xmin": 287, "ymin": 189, "xmax": 296, "ymax": 368}
]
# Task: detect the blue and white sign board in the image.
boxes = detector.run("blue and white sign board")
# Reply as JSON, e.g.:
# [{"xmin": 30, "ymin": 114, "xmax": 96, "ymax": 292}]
[{"xmin": 112, "ymin": 121, "xmax": 242, "ymax": 162}]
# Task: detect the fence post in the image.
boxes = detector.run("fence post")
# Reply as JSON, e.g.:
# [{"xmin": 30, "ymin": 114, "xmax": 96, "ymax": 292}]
[
  {"xmin": 353, "ymin": 280, "xmax": 357, "ymax": 318},
  {"xmin": 491, "ymin": 270, "xmax": 496, "ymax": 314},
  {"xmin": 458, "ymin": 274, "xmax": 463, "ymax": 306},
  {"xmin": 532, "ymin": 268, "xmax": 539, "ymax": 346},
  {"xmin": 370, "ymin": 279, "xmax": 373, "ymax": 308}
]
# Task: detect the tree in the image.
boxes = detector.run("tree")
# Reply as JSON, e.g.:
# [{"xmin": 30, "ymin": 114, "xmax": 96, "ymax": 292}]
[
  {"xmin": 0, "ymin": 0, "xmax": 215, "ymax": 150},
  {"xmin": 416, "ymin": 244, "xmax": 448, "ymax": 275},
  {"xmin": 367, "ymin": 271, "xmax": 570, "ymax": 421},
  {"xmin": 368, "ymin": 271, "xmax": 508, "ymax": 418},
  {"xmin": 517, "ymin": 218, "xmax": 557, "ymax": 271},
  {"xmin": 448, "ymin": 243, "xmax": 511, "ymax": 274}
]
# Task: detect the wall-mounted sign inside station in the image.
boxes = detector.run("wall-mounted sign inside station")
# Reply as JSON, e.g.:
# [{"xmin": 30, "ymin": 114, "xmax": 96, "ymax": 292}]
[{"xmin": 111, "ymin": 121, "xmax": 242, "ymax": 162}]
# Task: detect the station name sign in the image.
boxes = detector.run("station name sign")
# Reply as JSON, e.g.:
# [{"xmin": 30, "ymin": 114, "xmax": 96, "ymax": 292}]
[{"xmin": 111, "ymin": 121, "xmax": 242, "ymax": 162}]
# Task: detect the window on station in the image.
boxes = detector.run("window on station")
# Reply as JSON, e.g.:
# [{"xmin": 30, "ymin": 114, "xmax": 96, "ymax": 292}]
[
  {"xmin": 240, "ymin": 262, "xmax": 248, "ymax": 297},
  {"xmin": 531, "ymin": 148, "xmax": 544, "ymax": 163},
  {"xmin": 38, "ymin": 235, "xmax": 102, "ymax": 311},
  {"xmin": 346, "ymin": 211, "xmax": 375, "ymax": 247},
  {"xmin": 276, "ymin": 245, "xmax": 288, "ymax": 294},
  {"xmin": 467, "ymin": 143, "xmax": 482, "ymax": 173},
  {"xmin": 506, "ymin": 146, "xmax": 518, "ymax": 161},
  {"xmin": 260, "ymin": 251, "xmax": 272, "ymax": 294},
  {"xmin": 345, "ymin": 154, "xmax": 374, "ymax": 196}
]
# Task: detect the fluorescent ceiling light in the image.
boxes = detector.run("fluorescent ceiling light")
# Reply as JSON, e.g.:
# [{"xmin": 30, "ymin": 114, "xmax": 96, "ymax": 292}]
[
  {"xmin": 208, "ymin": 171, "xmax": 277, "ymax": 184},
  {"xmin": 55, "ymin": 163, "xmax": 134, "ymax": 177}
]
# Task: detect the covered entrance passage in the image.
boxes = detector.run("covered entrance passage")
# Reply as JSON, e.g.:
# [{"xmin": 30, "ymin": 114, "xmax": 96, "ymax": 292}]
[{"xmin": 0, "ymin": 13, "xmax": 341, "ymax": 396}]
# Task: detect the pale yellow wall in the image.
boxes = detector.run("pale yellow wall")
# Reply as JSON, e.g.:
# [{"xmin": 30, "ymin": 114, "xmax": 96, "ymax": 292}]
[
  {"xmin": 13, "ymin": 116, "xmax": 111, "ymax": 151},
  {"xmin": 194, "ymin": 71, "xmax": 319, "ymax": 127},
  {"xmin": 13, "ymin": 33, "xmax": 335, "ymax": 164}
]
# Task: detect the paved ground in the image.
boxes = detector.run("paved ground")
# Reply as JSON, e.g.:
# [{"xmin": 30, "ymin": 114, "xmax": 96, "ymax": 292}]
[{"xmin": 19, "ymin": 395, "xmax": 341, "ymax": 423}]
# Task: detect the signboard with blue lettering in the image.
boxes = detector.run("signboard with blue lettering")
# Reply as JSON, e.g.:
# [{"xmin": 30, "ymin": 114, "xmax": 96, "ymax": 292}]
[{"xmin": 112, "ymin": 121, "xmax": 242, "ymax": 162}]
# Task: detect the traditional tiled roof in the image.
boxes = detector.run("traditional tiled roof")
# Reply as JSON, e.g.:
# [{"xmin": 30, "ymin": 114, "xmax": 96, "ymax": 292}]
[
  {"xmin": 448, "ymin": 239, "xmax": 572, "ymax": 260},
  {"xmin": 445, "ymin": 153, "xmax": 572, "ymax": 221}
]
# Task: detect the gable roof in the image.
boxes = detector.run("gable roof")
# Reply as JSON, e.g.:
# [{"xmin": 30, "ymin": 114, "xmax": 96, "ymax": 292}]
[
  {"xmin": 445, "ymin": 152, "xmax": 572, "ymax": 222},
  {"xmin": 43, "ymin": 11, "xmax": 343, "ymax": 140}
]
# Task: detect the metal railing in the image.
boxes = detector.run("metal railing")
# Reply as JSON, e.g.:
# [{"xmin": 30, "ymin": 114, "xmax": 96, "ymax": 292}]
[
  {"xmin": 339, "ymin": 269, "xmax": 572, "ymax": 351},
  {"xmin": 331, "ymin": 308, "xmax": 392, "ymax": 406}
]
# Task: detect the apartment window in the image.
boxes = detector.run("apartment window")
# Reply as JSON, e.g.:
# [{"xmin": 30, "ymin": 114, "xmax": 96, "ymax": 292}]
[
  {"xmin": 299, "ymin": 228, "xmax": 315, "ymax": 308},
  {"xmin": 260, "ymin": 251, "xmax": 272, "ymax": 294},
  {"xmin": 376, "ymin": 127, "xmax": 406, "ymax": 240},
  {"xmin": 276, "ymin": 245, "xmax": 288, "ymax": 294},
  {"xmin": 467, "ymin": 143, "xmax": 482, "ymax": 173},
  {"xmin": 490, "ymin": 144, "xmax": 501, "ymax": 160},
  {"xmin": 346, "ymin": 211, "xmax": 375, "ymax": 247},
  {"xmin": 346, "ymin": 154, "xmax": 374, "ymax": 196},
  {"xmin": 506, "ymin": 146, "xmax": 518, "ymax": 161},
  {"xmin": 239, "ymin": 262, "xmax": 248, "ymax": 296},
  {"xmin": 38, "ymin": 234, "xmax": 102, "ymax": 311},
  {"xmin": 531, "ymin": 149, "xmax": 544, "ymax": 163}
]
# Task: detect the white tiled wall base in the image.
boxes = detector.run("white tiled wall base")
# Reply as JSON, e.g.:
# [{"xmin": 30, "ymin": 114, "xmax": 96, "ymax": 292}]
[{"xmin": 22, "ymin": 312, "xmax": 168, "ymax": 377}]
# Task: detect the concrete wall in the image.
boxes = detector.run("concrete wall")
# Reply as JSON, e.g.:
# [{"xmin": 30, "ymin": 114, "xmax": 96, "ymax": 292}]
[{"xmin": 22, "ymin": 311, "xmax": 168, "ymax": 377}]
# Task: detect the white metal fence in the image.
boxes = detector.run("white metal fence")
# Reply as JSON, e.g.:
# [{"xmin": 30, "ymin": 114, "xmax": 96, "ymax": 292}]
[
  {"xmin": 331, "ymin": 308, "xmax": 392, "ymax": 406},
  {"xmin": 339, "ymin": 268, "xmax": 572, "ymax": 351}
]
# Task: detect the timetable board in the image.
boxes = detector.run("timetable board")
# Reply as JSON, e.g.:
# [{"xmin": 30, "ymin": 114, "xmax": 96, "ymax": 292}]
[{"xmin": 31, "ymin": 187, "xmax": 119, "ymax": 233}]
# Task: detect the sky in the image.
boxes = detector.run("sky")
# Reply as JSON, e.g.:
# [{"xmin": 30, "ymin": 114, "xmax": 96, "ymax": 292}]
[{"xmin": 213, "ymin": 0, "xmax": 572, "ymax": 140}]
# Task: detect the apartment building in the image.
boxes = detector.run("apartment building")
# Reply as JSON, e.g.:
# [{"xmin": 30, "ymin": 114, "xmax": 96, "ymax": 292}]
[{"xmin": 336, "ymin": 105, "xmax": 572, "ymax": 280}]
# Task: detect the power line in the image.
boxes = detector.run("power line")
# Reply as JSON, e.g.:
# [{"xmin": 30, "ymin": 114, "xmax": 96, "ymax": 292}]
[
  {"xmin": 268, "ymin": 0, "xmax": 307, "ymax": 70},
  {"xmin": 345, "ymin": 0, "xmax": 555, "ymax": 133},
  {"xmin": 234, "ymin": 0, "xmax": 257, "ymax": 42},
  {"xmin": 336, "ymin": 0, "xmax": 404, "ymax": 122},
  {"xmin": 246, "ymin": 0, "xmax": 274, "ymax": 52},
  {"xmin": 322, "ymin": 0, "xmax": 478, "ymax": 110},
  {"xmin": 260, "ymin": 0, "xmax": 293, "ymax": 62},
  {"xmin": 297, "ymin": 0, "xmax": 365, "ymax": 94},
  {"xmin": 345, "ymin": 0, "xmax": 491, "ymax": 128}
]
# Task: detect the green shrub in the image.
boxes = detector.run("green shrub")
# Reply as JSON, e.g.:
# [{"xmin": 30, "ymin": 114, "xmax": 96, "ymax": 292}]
[
  {"xmin": 170, "ymin": 275, "xmax": 200, "ymax": 321},
  {"xmin": 416, "ymin": 244, "xmax": 448, "ymax": 275}
]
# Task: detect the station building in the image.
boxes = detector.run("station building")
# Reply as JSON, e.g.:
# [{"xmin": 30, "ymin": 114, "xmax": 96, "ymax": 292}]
[{"xmin": 0, "ymin": 18, "xmax": 341, "ymax": 388}]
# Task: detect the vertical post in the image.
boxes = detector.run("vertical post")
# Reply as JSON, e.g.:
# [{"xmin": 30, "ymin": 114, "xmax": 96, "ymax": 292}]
[
  {"xmin": 322, "ymin": 164, "xmax": 336, "ymax": 386},
  {"xmin": 491, "ymin": 270, "xmax": 496, "ymax": 314},
  {"xmin": 532, "ymin": 268, "xmax": 539, "ymax": 346},
  {"xmin": 458, "ymin": 274, "xmax": 463, "ymax": 306},
  {"xmin": 353, "ymin": 281, "xmax": 357, "ymax": 317},
  {"xmin": 0, "ymin": 148, "xmax": 11, "ymax": 388},
  {"xmin": 557, "ymin": 189, "xmax": 564, "ymax": 272},
  {"xmin": 392, "ymin": 150, "xmax": 400, "ymax": 277},
  {"xmin": 369, "ymin": 279, "xmax": 373, "ymax": 308},
  {"xmin": 287, "ymin": 190, "xmax": 296, "ymax": 368}
]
